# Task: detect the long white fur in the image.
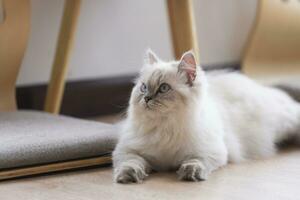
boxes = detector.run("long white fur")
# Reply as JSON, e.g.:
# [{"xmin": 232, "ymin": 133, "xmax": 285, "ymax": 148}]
[{"xmin": 113, "ymin": 50, "xmax": 300, "ymax": 183}]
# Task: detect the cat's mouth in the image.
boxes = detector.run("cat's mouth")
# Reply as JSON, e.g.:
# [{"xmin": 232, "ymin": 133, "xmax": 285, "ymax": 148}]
[
  {"xmin": 140, "ymin": 98, "xmax": 166, "ymax": 111},
  {"xmin": 140, "ymin": 99, "xmax": 168, "ymax": 112},
  {"xmin": 142, "ymin": 101, "xmax": 156, "ymax": 110},
  {"xmin": 144, "ymin": 103, "xmax": 153, "ymax": 110}
]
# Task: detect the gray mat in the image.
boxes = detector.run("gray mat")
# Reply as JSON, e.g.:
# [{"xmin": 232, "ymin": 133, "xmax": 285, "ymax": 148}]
[{"xmin": 0, "ymin": 111, "xmax": 119, "ymax": 170}]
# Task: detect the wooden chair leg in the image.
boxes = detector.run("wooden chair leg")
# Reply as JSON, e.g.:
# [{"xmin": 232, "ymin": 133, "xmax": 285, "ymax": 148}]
[
  {"xmin": 0, "ymin": 156, "xmax": 111, "ymax": 180},
  {"xmin": 167, "ymin": 0, "xmax": 200, "ymax": 63},
  {"xmin": 0, "ymin": 0, "xmax": 30, "ymax": 112},
  {"xmin": 44, "ymin": 0, "xmax": 81, "ymax": 114},
  {"xmin": 242, "ymin": 0, "xmax": 300, "ymax": 81}
]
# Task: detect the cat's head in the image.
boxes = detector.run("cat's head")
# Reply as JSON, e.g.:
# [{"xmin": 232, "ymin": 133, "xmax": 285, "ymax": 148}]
[{"xmin": 129, "ymin": 49, "xmax": 206, "ymax": 116}]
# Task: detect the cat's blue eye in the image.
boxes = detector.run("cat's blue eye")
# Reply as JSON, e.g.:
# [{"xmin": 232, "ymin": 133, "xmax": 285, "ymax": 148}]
[
  {"xmin": 140, "ymin": 83, "xmax": 147, "ymax": 93},
  {"xmin": 159, "ymin": 83, "xmax": 171, "ymax": 93}
]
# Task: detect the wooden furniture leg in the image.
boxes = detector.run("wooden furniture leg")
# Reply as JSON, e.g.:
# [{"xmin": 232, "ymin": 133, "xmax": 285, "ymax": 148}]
[
  {"xmin": 0, "ymin": 0, "xmax": 30, "ymax": 111},
  {"xmin": 167, "ymin": 0, "xmax": 200, "ymax": 63},
  {"xmin": 44, "ymin": 0, "xmax": 81, "ymax": 114},
  {"xmin": 0, "ymin": 156, "xmax": 111, "ymax": 180},
  {"xmin": 242, "ymin": 0, "xmax": 300, "ymax": 82},
  {"xmin": 0, "ymin": 0, "xmax": 117, "ymax": 181}
]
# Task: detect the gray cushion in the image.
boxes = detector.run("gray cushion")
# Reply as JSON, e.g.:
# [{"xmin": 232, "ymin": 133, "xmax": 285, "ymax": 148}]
[{"xmin": 0, "ymin": 111, "xmax": 119, "ymax": 170}]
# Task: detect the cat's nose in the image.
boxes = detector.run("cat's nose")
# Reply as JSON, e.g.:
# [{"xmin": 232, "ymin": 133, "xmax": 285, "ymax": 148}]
[{"xmin": 144, "ymin": 96, "xmax": 152, "ymax": 103}]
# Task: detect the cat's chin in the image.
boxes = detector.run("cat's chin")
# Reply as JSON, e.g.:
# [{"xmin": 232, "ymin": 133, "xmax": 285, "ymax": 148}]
[{"xmin": 141, "ymin": 105, "xmax": 174, "ymax": 117}]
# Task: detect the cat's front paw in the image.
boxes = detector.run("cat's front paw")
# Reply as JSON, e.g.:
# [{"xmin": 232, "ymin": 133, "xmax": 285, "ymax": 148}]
[
  {"xmin": 114, "ymin": 164, "xmax": 148, "ymax": 184},
  {"xmin": 177, "ymin": 160, "xmax": 210, "ymax": 181}
]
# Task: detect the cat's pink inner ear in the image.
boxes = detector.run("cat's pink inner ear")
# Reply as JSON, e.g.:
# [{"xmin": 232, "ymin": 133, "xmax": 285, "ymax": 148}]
[{"xmin": 178, "ymin": 51, "xmax": 197, "ymax": 86}]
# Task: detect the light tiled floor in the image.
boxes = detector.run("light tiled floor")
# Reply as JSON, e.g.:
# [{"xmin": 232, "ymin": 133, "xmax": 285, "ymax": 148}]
[{"xmin": 0, "ymin": 149, "xmax": 299, "ymax": 200}]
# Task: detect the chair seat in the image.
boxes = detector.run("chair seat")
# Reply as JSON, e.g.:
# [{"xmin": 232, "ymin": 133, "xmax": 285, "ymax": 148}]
[{"xmin": 0, "ymin": 111, "xmax": 119, "ymax": 170}]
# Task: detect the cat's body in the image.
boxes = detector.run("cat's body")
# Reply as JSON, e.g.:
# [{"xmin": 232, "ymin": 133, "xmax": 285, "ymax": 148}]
[
  {"xmin": 206, "ymin": 72, "xmax": 300, "ymax": 161},
  {"xmin": 113, "ymin": 50, "xmax": 300, "ymax": 183}
]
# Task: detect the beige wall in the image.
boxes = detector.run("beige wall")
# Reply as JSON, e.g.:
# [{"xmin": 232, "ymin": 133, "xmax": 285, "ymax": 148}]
[{"xmin": 14, "ymin": 0, "xmax": 257, "ymax": 86}]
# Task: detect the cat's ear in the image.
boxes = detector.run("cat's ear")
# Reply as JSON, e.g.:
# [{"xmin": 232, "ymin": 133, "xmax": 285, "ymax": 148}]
[
  {"xmin": 144, "ymin": 48, "xmax": 159, "ymax": 65},
  {"xmin": 178, "ymin": 50, "xmax": 197, "ymax": 86}
]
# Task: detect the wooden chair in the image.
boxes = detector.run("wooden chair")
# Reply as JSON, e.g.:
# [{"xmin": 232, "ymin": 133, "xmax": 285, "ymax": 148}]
[
  {"xmin": 167, "ymin": 0, "xmax": 200, "ymax": 63},
  {"xmin": 242, "ymin": 0, "xmax": 300, "ymax": 83},
  {"xmin": 0, "ymin": 0, "xmax": 116, "ymax": 180},
  {"xmin": 0, "ymin": 0, "xmax": 199, "ymax": 180},
  {"xmin": 0, "ymin": 0, "xmax": 199, "ymax": 114},
  {"xmin": 0, "ymin": 0, "xmax": 30, "ymax": 112},
  {"xmin": 0, "ymin": 0, "xmax": 80, "ymax": 113}
]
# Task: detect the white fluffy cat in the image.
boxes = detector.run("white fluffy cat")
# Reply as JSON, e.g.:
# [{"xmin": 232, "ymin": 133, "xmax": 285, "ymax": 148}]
[{"xmin": 112, "ymin": 49, "xmax": 300, "ymax": 183}]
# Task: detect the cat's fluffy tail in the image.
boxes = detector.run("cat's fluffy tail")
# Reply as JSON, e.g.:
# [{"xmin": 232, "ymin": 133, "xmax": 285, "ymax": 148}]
[
  {"xmin": 274, "ymin": 81, "xmax": 300, "ymax": 102},
  {"xmin": 296, "ymin": 107, "xmax": 300, "ymax": 145},
  {"xmin": 274, "ymin": 81, "xmax": 300, "ymax": 144}
]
